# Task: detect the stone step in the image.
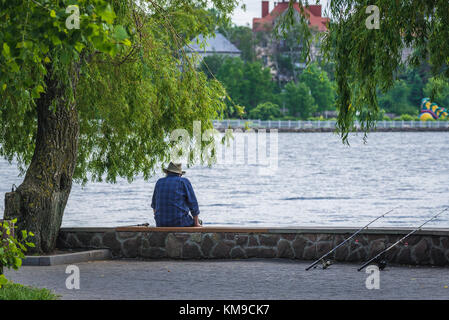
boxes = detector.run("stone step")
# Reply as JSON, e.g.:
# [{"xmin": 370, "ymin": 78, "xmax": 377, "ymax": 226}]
[{"xmin": 23, "ymin": 249, "xmax": 111, "ymax": 266}]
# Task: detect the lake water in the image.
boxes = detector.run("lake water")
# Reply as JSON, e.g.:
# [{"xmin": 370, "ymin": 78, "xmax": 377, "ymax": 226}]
[{"xmin": 1, "ymin": 132, "xmax": 448, "ymax": 228}]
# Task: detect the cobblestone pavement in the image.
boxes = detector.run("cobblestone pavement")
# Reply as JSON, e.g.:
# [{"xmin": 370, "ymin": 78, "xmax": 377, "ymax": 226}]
[{"xmin": 4, "ymin": 259, "xmax": 449, "ymax": 300}]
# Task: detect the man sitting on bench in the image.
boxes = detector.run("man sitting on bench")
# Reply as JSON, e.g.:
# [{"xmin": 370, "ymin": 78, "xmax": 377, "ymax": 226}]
[{"xmin": 151, "ymin": 162, "xmax": 202, "ymax": 227}]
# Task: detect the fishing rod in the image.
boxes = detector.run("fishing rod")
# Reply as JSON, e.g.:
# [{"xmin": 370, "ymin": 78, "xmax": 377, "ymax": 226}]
[
  {"xmin": 305, "ymin": 207, "xmax": 399, "ymax": 271},
  {"xmin": 357, "ymin": 207, "xmax": 449, "ymax": 272},
  {"xmin": 117, "ymin": 223, "xmax": 150, "ymax": 228}
]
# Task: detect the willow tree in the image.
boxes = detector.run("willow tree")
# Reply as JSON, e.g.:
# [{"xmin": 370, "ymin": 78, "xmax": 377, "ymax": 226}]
[
  {"xmin": 0, "ymin": 0, "xmax": 237, "ymax": 253},
  {"xmin": 280, "ymin": 0, "xmax": 448, "ymax": 141}
]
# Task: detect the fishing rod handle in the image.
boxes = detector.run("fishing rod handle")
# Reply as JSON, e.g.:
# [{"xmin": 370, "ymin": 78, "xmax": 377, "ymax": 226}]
[{"xmin": 358, "ymin": 207, "xmax": 448, "ymax": 271}]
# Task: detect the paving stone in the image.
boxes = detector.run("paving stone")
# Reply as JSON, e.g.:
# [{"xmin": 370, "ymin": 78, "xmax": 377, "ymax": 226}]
[
  {"xmin": 182, "ymin": 242, "xmax": 202, "ymax": 259},
  {"xmin": 212, "ymin": 241, "xmax": 232, "ymax": 258},
  {"xmin": 123, "ymin": 237, "xmax": 141, "ymax": 258},
  {"xmin": 116, "ymin": 232, "xmax": 138, "ymax": 240},
  {"xmin": 141, "ymin": 247, "xmax": 166, "ymax": 259},
  {"xmin": 248, "ymin": 235, "xmax": 259, "ymax": 246},
  {"xmin": 166, "ymin": 234, "xmax": 183, "ymax": 258},
  {"xmin": 259, "ymin": 235, "xmax": 279, "ymax": 247},
  {"xmin": 292, "ymin": 237, "xmax": 307, "ymax": 259},
  {"xmin": 103, "ymin": 232, "xmax": 122, "ymax": 255},
  {"xmin": 431, "ymin": 248, "xmax": 446, "ymax": 266},
  {"xmin": 277, "ymin": 239, "xmax": 294, "ymax": 259},
  {"xmin": 8, "ymin": 260, "xmax": 449, "ymax": 300},
  {"xmin": 201, "ymin": 234, "xmax": 215, "ymax": 257},
  {"xmin": 230, "ymin": 246, "xmax": 246, "ymax": 259},
  {"xmin": 235, "ymin": 235, "xmax": 248, "ymax": 246},
  {"xmin": 147, "ymin": 232, "xmax": 167, "ymax": 247}
]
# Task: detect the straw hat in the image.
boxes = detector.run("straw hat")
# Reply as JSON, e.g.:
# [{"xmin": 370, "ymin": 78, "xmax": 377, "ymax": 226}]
[{"xmin": 163, "ymin": 162, "xmax": 186, "ymax": 175}]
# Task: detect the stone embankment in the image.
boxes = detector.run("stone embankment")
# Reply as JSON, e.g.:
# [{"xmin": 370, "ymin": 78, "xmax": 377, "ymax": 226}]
[{"xmin": 57, "ymin": 226, "xmax": 449, "ymax": 266}]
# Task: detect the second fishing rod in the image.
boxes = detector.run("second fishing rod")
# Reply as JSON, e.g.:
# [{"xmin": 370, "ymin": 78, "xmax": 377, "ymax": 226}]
[
  {"xmin": 305, "ymin": 206, "xmax": 399, "ymax": 271},
  {"xmin": 357, "ymin": 207, "xmax": 449, "ymax": 272}
]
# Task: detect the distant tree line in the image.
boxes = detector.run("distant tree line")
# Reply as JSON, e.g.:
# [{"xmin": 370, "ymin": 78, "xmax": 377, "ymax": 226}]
[{"xmin": 199, "ymin": 22, "xmax": 449, "ymax": 120}]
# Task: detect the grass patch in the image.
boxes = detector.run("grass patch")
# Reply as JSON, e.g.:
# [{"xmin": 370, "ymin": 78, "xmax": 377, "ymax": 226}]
[{"xmin": 0, "ymin": 283, "xmax": 59, "ymax": 300}]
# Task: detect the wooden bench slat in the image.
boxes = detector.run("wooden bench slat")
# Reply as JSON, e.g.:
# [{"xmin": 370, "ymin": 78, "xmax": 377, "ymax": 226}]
[{"xmin": 115, "ymin": 226, "xmax": 270, "ymax": 233}]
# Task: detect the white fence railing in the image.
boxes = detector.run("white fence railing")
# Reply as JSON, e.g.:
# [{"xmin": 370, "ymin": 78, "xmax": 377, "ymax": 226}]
[{"xmin": 212, "ymin": 119, "xmax": 449, "ymax": 130}]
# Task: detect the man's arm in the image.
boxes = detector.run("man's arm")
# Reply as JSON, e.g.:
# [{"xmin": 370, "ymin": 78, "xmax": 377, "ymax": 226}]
[
  {"xmin": 193, "ymin": 215, "xmax": 201, "ymax": 227},
  {"xmin": 151, "ymin": 182, "xmax": 157, "ymax": 215},
  {"xmin": 183, "ymin": 179, "xmax": 201, "ymax": 226}
]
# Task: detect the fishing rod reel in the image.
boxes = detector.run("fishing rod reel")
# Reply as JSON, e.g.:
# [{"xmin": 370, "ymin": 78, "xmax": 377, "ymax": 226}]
[
  {"xmin": 313, "ymin": 259, "xmax": 333, "ymax": 269},
  {"xmin": 322, "ymin": 259, "xmax": 333, "ymax": 269},
  {"xmin": 362, "ymin": 257, "xmax": 387, "ymax": 271},
  {"xmin": 375, "ymin": 258, "xmax": 387, "ymax": 270}
]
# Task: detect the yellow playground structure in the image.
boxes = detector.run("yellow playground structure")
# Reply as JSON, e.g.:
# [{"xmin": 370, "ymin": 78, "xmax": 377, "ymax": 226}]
[{"xmin": 420, "ymin": 98, "xmax": 448, "ymax": 121}]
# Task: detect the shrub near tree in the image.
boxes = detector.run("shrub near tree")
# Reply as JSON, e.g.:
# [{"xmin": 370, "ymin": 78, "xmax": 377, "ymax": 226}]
[
  {"xmin": 424, "ymin": 77, "xmax": 449, "ymax": 108},
  {"xmin": 248, "ymin": 102, "xmax": 281, "ymax": 120},
  {"xmin": 215, "ymin": 57, "xmax": 275, "ymax": 116},
  {"xmin": 283, "ymin": 81, "xmax": 317, "ymax": 119},
  {"xmin": 298, "ymin": 63, "xmax": 336, "ymax": 112},
  {"xmin": 378, "ymin": 80, "xmax": 417, "ymax": 115}
]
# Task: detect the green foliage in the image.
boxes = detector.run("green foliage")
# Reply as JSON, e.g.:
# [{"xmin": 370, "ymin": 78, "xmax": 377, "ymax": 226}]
[
  {"xmin": 249, "ymin": 102, "xmax": 281, "ymax": 120},
  {"xmin": 405, "ymin": 68, "xmax": 425, "ymax": 107},
  {"xmin": 397, "ymin": 114, "xmax": 417, "ymax": 121},
  {"xmin": 215, "ymin": 57, "xmax": 275, "ymax": 116},
  {"xmin": 319, "ymin": 0, "xmax": 449, "ymax": 142},
  {"xmin": 220, "ymin": 25, "xmax": 257, "ymax": 62},
  {"xmin": 0, "ymin": 282, "xmax": 59, "ymax": 300},
  {"xmin": 283, "ymin": 81, "xmax": 317, "ymax": 119},
  {"xmin": 378, "ymin": 80, "xmax": 417, "ymax": 115},
  {"xmin": 199, "ymin": 54, "xmax": 225, "ymax": 79},
  {"xmin": 208, "ymin": 7, "xmax": 257, "ymax": 62},
  {"xmin": 424, "ymin": 77, "xmax": 449, "ymax": 108},
  {"xmin": 273, "ymin": 1, "xmax": 313, "ymax": 66},
  {"xmin": 0, "ymin": 219, "xmax": 35, "ymax": 280},
  {"xmin": 0, "ymin": 0, "xmax": 129, "ymax": 169},
  {"xmin": 272, "ymin": 20, "xmax": 313, "ymax": 82},
  {"xmin": 0, "ymin": 0, "xmax": 239, "ymax": 182},
  {"xmin": 299, "ymin": 63, "xmax": 335, "ymax": 112}
]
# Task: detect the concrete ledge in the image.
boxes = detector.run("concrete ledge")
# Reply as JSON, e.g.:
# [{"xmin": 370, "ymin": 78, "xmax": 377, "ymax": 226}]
[
  {"xmin": 23, "ymin": 249, "xmax": 111, "ymax": 266},
  {"xmin": 56, "ymin": 227, "xmax": 449, "ymax": 267}
]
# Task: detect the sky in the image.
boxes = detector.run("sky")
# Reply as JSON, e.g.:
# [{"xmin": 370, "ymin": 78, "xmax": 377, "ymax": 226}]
[{"xmin": 231, "ymin": 0, "xmax": 330, "ymax": 26}]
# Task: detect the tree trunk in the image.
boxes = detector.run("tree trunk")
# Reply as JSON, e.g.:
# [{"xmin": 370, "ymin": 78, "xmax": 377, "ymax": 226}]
[{"xmin": 4, "ymin": 67, "xmax": 80, "ymax": 254}]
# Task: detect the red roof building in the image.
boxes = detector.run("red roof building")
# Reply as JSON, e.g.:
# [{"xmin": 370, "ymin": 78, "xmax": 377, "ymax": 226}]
[{"xmin": 253, "ymin": 1, "xmax": 329, "ymax": 33}]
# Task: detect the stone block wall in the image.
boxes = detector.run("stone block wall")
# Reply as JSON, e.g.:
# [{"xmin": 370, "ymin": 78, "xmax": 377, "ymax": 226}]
[{"xmin": 56, "ymin": 227, "xmax": 449, "ymax": 266}]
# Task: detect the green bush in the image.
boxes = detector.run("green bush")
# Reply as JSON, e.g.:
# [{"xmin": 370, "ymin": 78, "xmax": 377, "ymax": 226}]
[
  {"xmin": 0, "ymin": 219, "xmax": 35, "ymax": 278},
  {"xmin": 283, "ymin": 81, "xmax": 317, "ymax": 119},
  {"xmin": 0, "ymin": 282, "xmax": 59, "ymax": 300},
  {"xmin": 248, "ymin": 102, "xmax": 281, "ymax": 120},
  {"xmin": 397, "ymin": 114, "xmax": 417, "ymax": 121},
  {"xmin": 281, "ymin": 116, "xmax": 299, "ymax": 120}
]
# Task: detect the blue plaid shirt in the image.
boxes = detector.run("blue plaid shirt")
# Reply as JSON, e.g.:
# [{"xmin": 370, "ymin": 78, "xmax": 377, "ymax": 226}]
[{"xmin": 151, "ymin": 173, "xmax": 200, "ymax": 227}]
